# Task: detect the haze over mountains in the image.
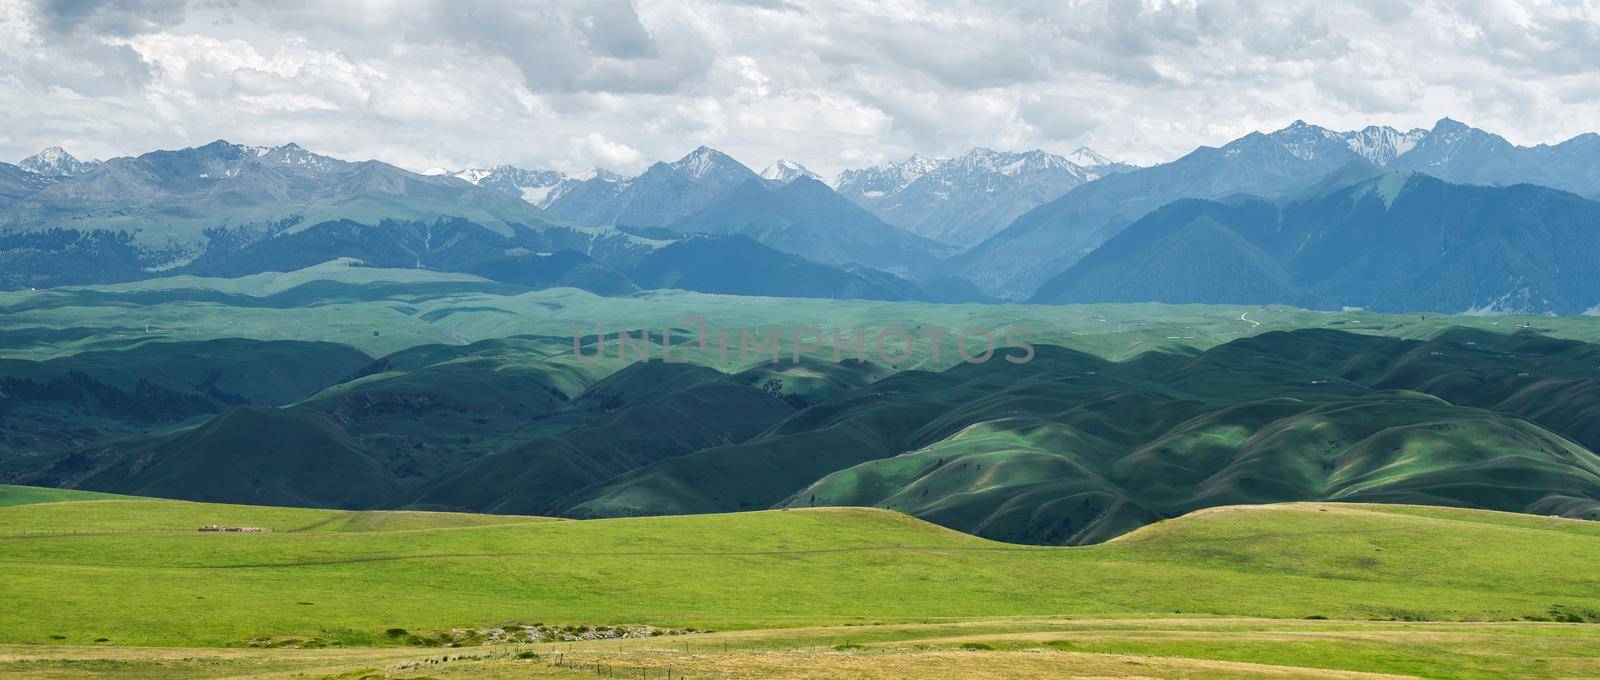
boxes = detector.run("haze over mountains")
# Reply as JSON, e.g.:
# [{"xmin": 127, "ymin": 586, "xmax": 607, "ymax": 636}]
[
  {"xmin": 838, "ymin": 147, "xmax": 1135, "ymax": 248},
  {"xmin": 3, "ymin": 117, "xmax": 1598, "ymax": 313},
  {"xmin": 954, "ymin": 118, "xmax": 1600, "ymax": 304},
  {"xmin": 1033, "ymin": 169, "xmax": 1600, "ymax": 313}
]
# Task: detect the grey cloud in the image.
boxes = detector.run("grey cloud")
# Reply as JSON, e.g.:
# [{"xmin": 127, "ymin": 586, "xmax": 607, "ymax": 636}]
[
  {"xmin": 3, "ymin": 0, "xmax": 1598, "ymax": 176},
  {"xmin": 15, "ymin": 39, "xmax": 156, "ymax": 95},
  {"xmin": 419, "ymin": 0, "xmax": 711, "ymax": 95},
  {"xmin": 4, "ymin": 0, "xmax": 187, "ymax": 97},
  {"xmin": 30, "ymin": 0, "xmax": 186, "ymax": 36},
  {"xmin": 1016, "ymin": 93, "xmax": 1104, "ymax": 141},
  {"xmin": 580, "ymin": 0, "xmax": 659, "ymax": 59}
]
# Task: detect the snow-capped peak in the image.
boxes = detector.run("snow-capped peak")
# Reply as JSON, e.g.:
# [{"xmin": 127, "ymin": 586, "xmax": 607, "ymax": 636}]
[
  {"xmin": 575, "ymin": 167, "xmax": 622, "ymax": 182},
  {"xmin": 1269, "ymin": 120, "xmax": 1343, "ymax": 160},
  {"xmin": 830, "ymin": 153, "xmax": 946, "ymax": 193},
  {"xmin": 671, "ymin": 146, "xmax": 731, "ymax": 181},
  {"xmin": 254, "ymin": 142, "xmax": 342, "ymax": 171},
  {"xmin": 1343, "ymin": 126, "xmax": 1427, "ymax": 164},
  {"xmin": 760, "ymin": 159, "xmax": 820, "ymax": 183},
  {"xmin": 1066, "ymin": 146, "xmax": 1114, "ymax": 167},
  {"xmin": 19, "ymin": 146, "xmax": 100, "ymax": 177},
  {"xmin": 451, "ymin": 168, "xmax": 494, "ymax": 184},
  {"xmin": 940, "ymin": 147, "xmax": 1097, "ymax": 178}
]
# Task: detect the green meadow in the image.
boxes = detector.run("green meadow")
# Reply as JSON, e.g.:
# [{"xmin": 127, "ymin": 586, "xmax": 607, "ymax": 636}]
[
  {"xmin": 7, "ymin": 266, "xmax": 1600, "ymax": 677},
  {"xmin": 6, "ymin": 260, "xmax": 1600, "ymax": 366},
  {"xmin": 0, "ymin": 488, "xmax": 1596, "ymax": 635},
  {"xmin": 2, "ymin": 487, "xmax": 1599, "ymax": 677}
]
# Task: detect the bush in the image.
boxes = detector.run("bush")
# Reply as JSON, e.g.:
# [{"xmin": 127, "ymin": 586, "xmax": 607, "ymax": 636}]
[{"xmin": 1548, "ymin": 605, "xmax": 1600, "ymax": 623}]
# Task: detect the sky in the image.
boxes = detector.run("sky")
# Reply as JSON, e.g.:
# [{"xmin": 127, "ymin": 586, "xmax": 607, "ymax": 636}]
[{"xmin": 2, "ymin": 0, "xmax": 1598, "ymax": 176}]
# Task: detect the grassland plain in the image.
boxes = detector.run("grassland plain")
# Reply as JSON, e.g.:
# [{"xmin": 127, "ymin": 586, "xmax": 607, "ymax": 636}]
[
  {"xmin": 2, "ymin": 487, "xmax": 1600, "ymax": 679},
  {"xmin": 5, "ymin": 260, "xmax": 1600, "ymax": 365}
]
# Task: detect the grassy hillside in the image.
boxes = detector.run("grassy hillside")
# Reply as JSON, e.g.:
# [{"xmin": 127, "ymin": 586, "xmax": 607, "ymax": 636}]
[
  {"xmin": 0, "ymin": 485, "xmax": 129, "ymax": 507},
  {"xmin": 7, "ymin": 265, "xmax": 1600, "ymax": 546},
  {"xmin": 2, "ymin": 489, "xmax": 1599, "ymax": 650},
  {"xmin": 573, "ymin": 330, "xmax": 1600, "ymax": 541},
  {"xmin": 0, "ymin": 337, "xmax": 372, "ymax": 468},
  {"xmin": 10, "ymin": 262, "xmax": 1600, "ymax": 364}
]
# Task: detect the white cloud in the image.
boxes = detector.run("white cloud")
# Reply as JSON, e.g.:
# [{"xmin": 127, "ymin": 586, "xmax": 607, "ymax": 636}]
[
  {"xmin": 0, "ymin": 0, "xmax": 1597, "ymax": 175},
  {"xmin": 568, "ymin": 132, "xmax": 643, "ymax": 169}
]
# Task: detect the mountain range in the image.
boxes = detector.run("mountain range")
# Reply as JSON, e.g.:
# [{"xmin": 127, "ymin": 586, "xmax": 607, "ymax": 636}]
[
  {"xmin": 834, "ymin": 147, "xmax": 1133, "ymax": 248},
  {"xmin": 759, "ymin": 159, "xmax": 820, "ymax": 184},
  {"xmin": 666, "ymin": 176, "xmax": 952, "ymax": 272},
  {"xmin": 0, "ymin": 140, "xmax": 561, "ymax": 245},
  {"xmin": 18, "ymin": 146, "xmax": 102, "ymax": 178},
  {"xmin": 422, "ymin": 165, "xmax": 571, "ymax": 206},
  {"xmin": 0, "ymin": 143, "xmax": 977, "ymax": 302},
  {"xmin": 539, "ymin": 146, "xmax": 763, "ymax": 229},
  {"xmin": 952, "ymin": 118, "xmax": 1600, "ymax": 300},
  {"xmin": 425, "ymin": 146, "xmax": 1134, "ymax": 250},
  {"xmin": 5, "ymin": 116, "xmax": 1600, "ymax": 312},
  {"xmin": 1032, "ymin": 167, "xmax": 1600, "ymax": 314}
]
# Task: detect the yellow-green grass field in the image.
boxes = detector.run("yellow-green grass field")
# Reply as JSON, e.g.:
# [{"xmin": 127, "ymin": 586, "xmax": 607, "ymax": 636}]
[{"xmin": 2, "ymin": 485, "xmax": 1599, "ymax": 678}]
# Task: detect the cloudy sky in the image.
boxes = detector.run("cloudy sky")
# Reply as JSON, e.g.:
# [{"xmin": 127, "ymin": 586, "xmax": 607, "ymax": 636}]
[{"xmin": 2, "ymin": 0, "xmax": 1597, "ymax": 176}]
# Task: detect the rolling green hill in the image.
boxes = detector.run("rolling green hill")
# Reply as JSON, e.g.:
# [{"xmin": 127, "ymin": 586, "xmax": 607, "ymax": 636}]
[
  {"xmin": 403, "ymin": 361, "xmax": 800, "ymax": 514},
  {"xmin": 8, "ymin": 265, "xmax": 1600, "ymax": 545},
  {"xmin": 2, "ymin": 489, "xmax": 1598, "ymax": 650},
  {"xmin": 566, "ymin": 329, "xmax": 1600, "ymax": 542},
  {"xmin": 0, "ymin": 484, "xmax": 129, "ymax": 506},
  {"xmin": 0, "ymin": 337, "xmax": 371, "ymax": 469}
]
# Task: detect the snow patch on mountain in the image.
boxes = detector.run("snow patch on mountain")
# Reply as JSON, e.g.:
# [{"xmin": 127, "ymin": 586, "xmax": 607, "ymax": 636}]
[
  {"xmin": 255, "ymin": 143, "xmax": 343, "ymax": 172},
  {"xmin": 418, "ymin": 164, "xmax": 575, "ymax": 207},
  {"xmin": 760, "ymin": 159, "xmax": 819, "ymax": 183},
  {"xmin": 1344, "ymin": 126, "xmax": 1427, "ymax": 164},
  {"xmin": 1066, "ymin": 146, "xmax": 1115, "ymax": 167},
  {"xmin": 19, "ymin": 147, "xmax": 101, "ymax": 177},
  {"xmin": 830, "ymin": 153, "xmax": 945, "ymax": 199},
  {"xmin": 671, "ymin": 146, "xmax": 724, "ymax": 181}
]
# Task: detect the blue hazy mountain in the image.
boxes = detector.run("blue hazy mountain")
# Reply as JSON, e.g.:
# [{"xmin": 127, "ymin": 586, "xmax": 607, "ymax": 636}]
[
  {"xmin": 956, "ymin": 119, "xmax": 1600, "ymax": 300},
  {"xmin": 0, "ymin": 141, "xmax": 597, "ymax": 289},
  {"xmin": 833, "ymin": 147, "xmax": 1132, "ymax": 249},
  {"xmin": 424, "ymin": 165, "xmax": 571, "ymax": 206},
  {"xmin": 1388, "ymin": 118, "xmax": 1600, "ymax": 198},
  {"xmin": 1032, "ymin": 169, "xmax": 1600, "ymax": 314},
  {"xmin": 4, "ymin": 120, "xmax": 1597, "ymax": 305},
  {"xmin": 666, "ymin": 176, "xmax": 952, "ymax": 272},
  {"xmin": 543, "ymin": 146, "xmax": 762, "ymax": 228},
  {"xmin": 0, "ymin": 140, "xmax": 559, "ymax": 241},
  {"xmin": 18, "ymin": 147, "xmax": 101, "ymax": 178},
  {"xmin": 0, "ymin": 162, "xmax": 52, "ymax": 209},
  {"xmin": 628, "ymin": 234, "xmax": 928, "ymax": 301}
]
